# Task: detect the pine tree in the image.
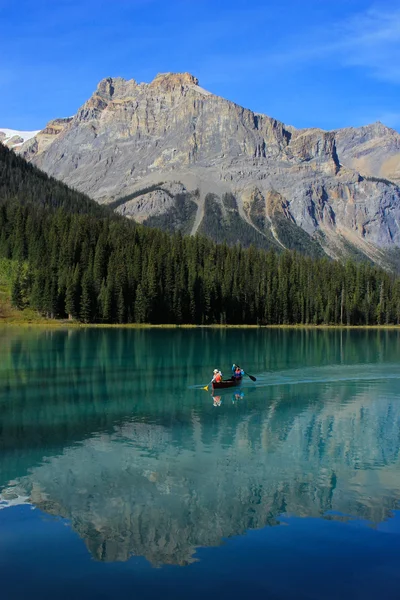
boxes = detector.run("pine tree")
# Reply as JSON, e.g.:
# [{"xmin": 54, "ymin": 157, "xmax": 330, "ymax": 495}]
[
  {"xmin": 134, "ymin": 283, "xmax": 147, "ymax": 323},
  {"xmin": 80, "ymin": 270, "xmax": 94, "ymax": 323},
  {"xmin": 117, "ymin": 286, "xmax": 125, "ymax": 324},
  {"xmin": 65, "ymin": 266, "xmax": 80, "ymax": 320},
  {"xmin": 11, "ymin": 268, "xmax": 24, "ymax": 309}
]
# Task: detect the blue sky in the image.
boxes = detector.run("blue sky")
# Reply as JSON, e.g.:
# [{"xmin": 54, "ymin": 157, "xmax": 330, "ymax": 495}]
[{"xmin": 1, "ymin": 0, "xmax": 400, "ymax": 131}]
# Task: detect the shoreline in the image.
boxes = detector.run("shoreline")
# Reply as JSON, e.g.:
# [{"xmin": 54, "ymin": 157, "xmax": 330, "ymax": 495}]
[{"xmin": 1, "ymin": 319, "xmax": 400, "ymax": 330}]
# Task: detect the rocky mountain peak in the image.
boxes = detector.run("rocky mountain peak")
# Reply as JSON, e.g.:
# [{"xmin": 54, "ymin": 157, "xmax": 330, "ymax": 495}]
[
  {"xmin": 368, "ymin": 121, "xmax": 398, "ymax": 137},
  {"xmin": 149, "ymin": 72, "xmax": 199, "ymax": 89},
  {"xmin": 334, "ymin": 120, "xmax": 400, "ymax": 185},
  {"xmin": 96, "ymin": 76, "xmax": 138, "ymax": 100},
  {"xmin": 15, "ymin": 72, "xmax": 400, "ymax": 265},
  {"xmin": 93, "ymin": 73, "xmax": 201, "ymax": 102}
]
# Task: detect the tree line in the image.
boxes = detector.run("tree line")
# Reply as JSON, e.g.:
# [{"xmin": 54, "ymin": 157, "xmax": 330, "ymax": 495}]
[
  {"xmin": 1, "ymin": 142, "xmax": 400, "ymax": 325},
  {"xmin": 2, "ymin": 199, "xmax": 400, "ymax": 325}
]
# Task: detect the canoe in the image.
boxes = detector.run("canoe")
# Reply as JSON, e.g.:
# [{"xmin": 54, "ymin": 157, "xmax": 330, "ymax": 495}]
[{"xmin": 212, "ymin": 378, "xmax": 242, "ymax": 390}]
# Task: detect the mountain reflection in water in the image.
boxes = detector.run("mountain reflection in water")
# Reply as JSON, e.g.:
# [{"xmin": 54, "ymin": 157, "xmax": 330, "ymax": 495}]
[{"xmin": 1, "ymin": 327, "xmax": 400, "ymax": 566}]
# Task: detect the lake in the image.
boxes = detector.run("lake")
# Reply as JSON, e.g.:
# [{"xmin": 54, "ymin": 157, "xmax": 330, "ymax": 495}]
[{"xmin": 1, "ymin": 326, "xmax": 400, "ymax": 600}]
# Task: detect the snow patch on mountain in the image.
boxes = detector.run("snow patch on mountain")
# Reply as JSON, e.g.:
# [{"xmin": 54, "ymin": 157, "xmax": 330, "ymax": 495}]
[{"xmin": 0, "ymin": 128, "xmax": 40, "ymax": 147}]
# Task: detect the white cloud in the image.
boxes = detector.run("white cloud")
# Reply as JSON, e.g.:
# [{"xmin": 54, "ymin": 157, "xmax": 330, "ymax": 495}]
[
  {"xmin": 191, "ymin": 4, "xmax": 400, "ymax": 92},
  {"xmin": 337, "ymin": 7, "xmax": 400, "ymax": 83},
  {"xmin": 263, "ymin": 5, "xmax": 400, "ymax": 84}
]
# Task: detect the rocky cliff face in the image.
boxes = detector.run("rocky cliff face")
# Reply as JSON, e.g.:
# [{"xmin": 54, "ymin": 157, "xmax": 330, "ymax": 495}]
[
  {"xmin": 334, "ymin": 121, "xmax": 400, "ymax": 184},
  {"xmin": 20, "ymin": 117, "xmax": 73, "ymax": 159},
  {"xmin": 18, "ymin": 73, "xmax": 400, "ymax": 264}
]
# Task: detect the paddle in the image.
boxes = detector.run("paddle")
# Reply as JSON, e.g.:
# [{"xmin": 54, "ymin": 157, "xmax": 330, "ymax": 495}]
[
  {"xmin": 244, "ymin": 371, "xmax": 257, "ymax": 382},
  {"xmin": 236, "ymin": 365, "xmax": 256, "ymax": 382},
  {"xmin": 203, "ymin": 380, "xmax": 213, "ymax": 391}
]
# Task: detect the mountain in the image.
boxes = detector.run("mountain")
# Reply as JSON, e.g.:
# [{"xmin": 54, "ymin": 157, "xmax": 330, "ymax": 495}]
[
  {"xmin": 18, "ymin": 72, "xmax": 400, "ymax": 264},
  {"xmin": 334, "ymin": 121, "xmax": 400, "ymax": 185},
  {"xmin": 0, "ymin": 127, "xmax": 39, "ymax": 149},
  {"xmin": 1, "ymin": 141, "xmax": 398, "ymax": 326}
]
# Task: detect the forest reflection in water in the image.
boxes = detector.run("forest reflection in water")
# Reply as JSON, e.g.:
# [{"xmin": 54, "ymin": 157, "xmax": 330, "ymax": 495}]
[{"xmin": 1, "ymin": 326, "xmax": 400, "ymax": 566}]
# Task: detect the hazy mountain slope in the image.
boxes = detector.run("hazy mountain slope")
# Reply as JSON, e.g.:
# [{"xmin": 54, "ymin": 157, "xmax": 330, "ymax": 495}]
[
  {"xmin": 18, "ymin": 72, "xmax": 400, "ymax": 263},
  {"xmin": 334, "ymin": 121, "xmax": 400, "ymax": 184}
]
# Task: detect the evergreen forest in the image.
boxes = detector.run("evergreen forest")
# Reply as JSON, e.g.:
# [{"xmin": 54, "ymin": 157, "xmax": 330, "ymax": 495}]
[{"xmin": 1, "ymin": 142, "xmax": 400, "ymax": 325}]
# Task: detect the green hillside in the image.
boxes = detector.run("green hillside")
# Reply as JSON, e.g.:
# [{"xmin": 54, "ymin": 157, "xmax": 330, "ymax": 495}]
[{"xmin": 1, "ymin": 143, "xmax": 400, "ymax": 326}]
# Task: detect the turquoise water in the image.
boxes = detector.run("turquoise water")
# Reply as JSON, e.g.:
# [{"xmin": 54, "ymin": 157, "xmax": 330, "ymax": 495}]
[{"xmin": 1, "ymin": 327, "xmax": 400, "ymax": 599}]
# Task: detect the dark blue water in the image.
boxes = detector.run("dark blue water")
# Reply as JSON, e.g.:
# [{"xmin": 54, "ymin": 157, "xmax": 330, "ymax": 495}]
[{"xmin": 1, "ymin": 327, "xmax": 400, "ymax": 599}]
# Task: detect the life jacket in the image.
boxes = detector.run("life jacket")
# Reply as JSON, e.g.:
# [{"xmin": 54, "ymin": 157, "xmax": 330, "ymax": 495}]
[
  {"xmin": 214, "ymin": 372, "xmax": 222, "ymax": 383},
  {"xmin": 234, "ymin": 368, "xmax": 242, "ymax": 379}
]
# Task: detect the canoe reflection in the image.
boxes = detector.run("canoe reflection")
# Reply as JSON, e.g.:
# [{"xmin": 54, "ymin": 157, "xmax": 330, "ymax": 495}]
[
  {"xmin": 212, "ymin": 395, "xmax": 222, "ymax": 406},
  {"xmin": 211, "ymin": 389, "xmax": 245, "ymax": 406}
]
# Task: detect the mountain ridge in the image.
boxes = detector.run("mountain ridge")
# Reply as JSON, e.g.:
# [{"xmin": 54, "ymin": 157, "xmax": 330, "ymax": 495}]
[{"xmin": 13, "ymin": 72, "xmax": 400, "ymax": 265}]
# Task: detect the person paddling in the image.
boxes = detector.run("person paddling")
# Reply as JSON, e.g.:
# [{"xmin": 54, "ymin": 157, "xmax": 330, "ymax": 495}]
[
  {"xmin": 212, "ymin": 368, "xmax": 222, "ymax": 383},
  {"xmin": 231, "ymin": 364, "xmax": 244, "ymax": 381}
]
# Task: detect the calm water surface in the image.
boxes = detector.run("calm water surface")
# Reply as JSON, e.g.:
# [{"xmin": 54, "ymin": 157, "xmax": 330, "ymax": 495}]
[{"xmin": 1, "ymin": 327, "xmax": 400, "ymax": 599}]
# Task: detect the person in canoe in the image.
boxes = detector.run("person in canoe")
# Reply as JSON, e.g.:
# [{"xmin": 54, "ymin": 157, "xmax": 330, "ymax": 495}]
[
  {"xmin": 212, "ymin": 368, "xmax": 223, "ymax": 384},
  {"xmin": 231, "ymin": 364, "xmax": 244, "ymax": 381}
]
